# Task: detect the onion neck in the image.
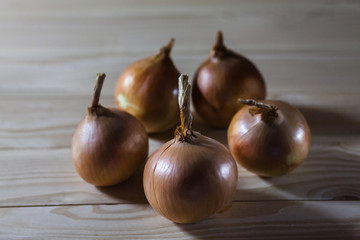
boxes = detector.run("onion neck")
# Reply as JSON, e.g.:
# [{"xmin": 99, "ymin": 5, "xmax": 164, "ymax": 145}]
[
  {"xmin": 89, "ymin": 72, "xmax": 106, "ymax": 115},
  {"xmin": 239, "ymin": 98, "xmax": 278, "ymax": 125},
  {"xmin": 211, "ymin": 31, "xmax": 228, "ymax": 58},
  {"xmin": 175, "ymin": 74, "xmax": 194, "ymax": 141},
  {"xmin": 155, "ymin": 38, "xmax": 175, "ymax": 60}
]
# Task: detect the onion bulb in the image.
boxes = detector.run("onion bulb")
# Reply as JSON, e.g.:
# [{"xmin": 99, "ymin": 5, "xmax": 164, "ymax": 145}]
[
  {"xmin": 72, "ymin": 73, "xmax": 149, "ymax": 186},
  {"xmin": 192, "ymin": 31, "xmax": 266, "ymax": 128},
  {"xmin": 115, "ymin": 38, "xmax": 180, "ymax": 133},
  {"xmin": 143, "ymin": 74, "xmax": 238, "ymax": 224},
  {"xmin": 228, "ymin": 99, "xmax": 311, "ymax": 177}
]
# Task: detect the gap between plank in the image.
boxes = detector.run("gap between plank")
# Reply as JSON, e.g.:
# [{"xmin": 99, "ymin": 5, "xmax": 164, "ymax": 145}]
[{"xmin": 0, "ymin": 199, "xmax": 358, "ymax": 209}]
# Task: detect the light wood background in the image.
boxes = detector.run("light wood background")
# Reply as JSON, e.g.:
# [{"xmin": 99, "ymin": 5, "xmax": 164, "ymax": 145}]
[{"xmin": 0, "ymin": 0, "xmax": 359, "ymax": 239}]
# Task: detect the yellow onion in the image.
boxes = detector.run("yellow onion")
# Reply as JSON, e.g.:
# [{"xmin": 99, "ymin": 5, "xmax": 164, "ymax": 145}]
[
  {"xmin": 115, "ymin": 39, "xmax": 180, "ymax": 133},
  {"xmin": 72, "ymin": 73, "xmax": 149, "ymax": 186},
  {"xmin": 143, "ymin": 74, "xmax": 238, "ymax": 224},
  {"xmin": 228, "ymin": 99, "xmax": 311, "ymax": 177},
  {"xmin": 192, "ymin": 31, "xmax": 266, "ymax": 128}
]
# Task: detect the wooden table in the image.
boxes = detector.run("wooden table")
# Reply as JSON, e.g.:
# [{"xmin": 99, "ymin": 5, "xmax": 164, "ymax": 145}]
[{"xmin": 1, "ymin": 1, "xmax": 359, "ymax": 239}]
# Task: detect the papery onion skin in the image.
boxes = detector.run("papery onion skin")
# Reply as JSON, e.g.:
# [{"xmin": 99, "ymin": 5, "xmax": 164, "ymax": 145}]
[
  {"xmin": 73, "ymin": 107, "xmax": 148, "ymax": 186},
  {"xmin": 143, "ymin": 74, "xmax": 238, "ymax": 224},
  {"xmin": 72, "ymin": 73, "xmax": 149, "ymax": 186},
  {"xmin": 115, "ymin": 39, "xmax": 180, "ymax": 133},
  {"xmin": 144, "ymin": 132, "xmax": 237, "ymax": 224},
  {"xmin": 192, "ymin": 31, "xmax": 266, "ymax": 128},
  {"xmin": 228, "ymin": 100, "xmax": 311, "ymax": 177}
]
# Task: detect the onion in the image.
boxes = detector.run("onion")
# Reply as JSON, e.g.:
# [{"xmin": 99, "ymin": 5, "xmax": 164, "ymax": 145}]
[
  {"xmin": 192, "ymin": 31, "xmax": 266, "ymax": 128},
  {"xmin": 228, "ymin": 99, "xmax": 311, "ymax": 177},
  {"xmin": 115, "ymin": 38, "xmax": 180, "ymax": 133},
  {"xmin": 72, "ymin": 73, "xmax": 149, "ymax": 186},
  {"xmin": 143, "ymin": 74, "xmax": 238, "ymax": 223}
]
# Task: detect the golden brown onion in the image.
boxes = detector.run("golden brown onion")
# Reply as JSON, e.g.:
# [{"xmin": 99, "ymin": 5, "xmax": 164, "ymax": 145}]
[
  {"xmin": 228, "ymin": 99, "xmax": 311, "ymax": 177},
  {"xmin": 192, "ymin": 31, "xmax": 266, "ymax": 128},
  {"xmin": 72, "ymin": 73, "xmax": 149, "ymax": 186},
  {"xmin": 115, "ymin": 39, "xmax": 180, "ymax": 133},
  {"xmin": 143, "ymin": 74, "xmax": 238, "ymax": 224}
]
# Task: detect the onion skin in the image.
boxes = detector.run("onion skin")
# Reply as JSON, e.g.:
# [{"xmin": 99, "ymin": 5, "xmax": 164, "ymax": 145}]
[
  {"xmin": 228, "ymin": 99, "xmax": 311, "ymax": 177},
  {"xmin": 192, "ymin": 31, "xmax": 266, "ymax": 128},
  {"xmin": 144, "ymin": 132, "xmax": 237, "ymax": 223},
  {"xmin": 143, "ymin": 74, "xmax": 238, "ymax": 224},
  {"xmin": 72, "ymin": 73, "xmax": 149, "ymax": 186},
  {"xmin": 115, "ymin": 39, "xmax": 180, "ymax": 133}
]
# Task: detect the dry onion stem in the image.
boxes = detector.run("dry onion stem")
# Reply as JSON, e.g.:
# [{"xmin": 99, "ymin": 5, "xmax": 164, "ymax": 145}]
[
  {"xmin": 239, "ymin": 98, "xmax": 279, "ymax": 125},
  {"xmin": 175, "ymin": 74, "xmax": 193, "ymax": 140}
]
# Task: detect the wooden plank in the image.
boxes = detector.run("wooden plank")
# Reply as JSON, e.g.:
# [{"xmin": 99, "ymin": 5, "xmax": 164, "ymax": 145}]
[
  {"xmin": 1, "ymin": 56, "xmax": 359, "ymax": 96},
  {"xmin": 0, "ymin": 0, "xmax": 359, "ymax": 238},
  {"xmin": 0, "ymin": 201, "xmax": 359, "ymax": 239},
  {"xmin": 0, "ymin": 148, "xmax": 148, "ymax": 207},
  {"xmin": 1, "ymin": 0, "xmax": 359, "ymax": 55},
  {"xmin": 0, "ymin": 93, "xmax": 359, "ymax": 150},
  {"xmin": 0, "ymin": 1, "xmax": 359, "ymax": 95},
  {"xmin": 0, "ymin": 93, "xmax": 359, "ymax": 206},
  {"xmin": 0, "ymin": 142, "xmax": 358, "ymax": 207}
]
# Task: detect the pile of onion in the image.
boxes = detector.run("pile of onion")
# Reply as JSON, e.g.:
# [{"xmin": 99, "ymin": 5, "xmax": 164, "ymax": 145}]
[
  {"xmin": 115, "ymin": 39, "xmax": 180, "ymax": 133},
  {"xmin": 72, "ymin": 73, "xmax": 149, "ymax": 186},
  {"xmin": 228, "ymin": 99, "xmax": 311, "ymax": 177},
  {"xmin": 143, "ymin": 74, "xmax": 238, "ymax": 224},
  {"xmin": 192, "ymin": 31, "xmax": 266, "ymax": 128}
]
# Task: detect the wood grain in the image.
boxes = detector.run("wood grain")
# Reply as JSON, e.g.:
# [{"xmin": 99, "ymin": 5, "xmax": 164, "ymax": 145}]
[
  {"xmin": 1, "ymin": 93, "xmax": 359, "ymax": 150},
  {"xmin": 0, "ymin": 0, "xmax": 359, "ymax": 96},
  {"xmin": 0, "ymin": 202, "xmax": 359, "ymax": 239},
  {"xmin": 0, "ymin": 94, "xmax": 358, "ymax": 206},
  {"xmin": 0, "ymin": 0, "xmax": 359, "ymax": 238},
  {"xmin": 0, "ymin": 143, "xmax": 358, "ymax": 207}
]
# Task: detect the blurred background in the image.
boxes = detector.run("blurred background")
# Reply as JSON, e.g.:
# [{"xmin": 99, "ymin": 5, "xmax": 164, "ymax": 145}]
[{"xmin": 1, "ymin": 0, "xmax": 359, "ymax": 98}]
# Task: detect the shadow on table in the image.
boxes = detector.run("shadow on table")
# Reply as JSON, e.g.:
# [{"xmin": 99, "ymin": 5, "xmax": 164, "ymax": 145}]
[
  {"xmin": 297, "ymin": 105, "xmax": 360, "ymax": 135},
  {"xmin": 258, "ymin": 168, "xmax": 360, "ymax": 202},
  {"xmin": 96, "ymin": 164, "xmax": 147, "ymax": 203},
  {"xmin": 176, "ymin": 187, "xmax": 359, "ymax": 240}
]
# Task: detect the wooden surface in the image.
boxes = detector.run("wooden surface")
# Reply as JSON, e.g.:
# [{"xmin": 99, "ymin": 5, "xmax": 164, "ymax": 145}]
[{"xmin": 0, "ymin": 0, "xmax": 359, "ymax": 239}]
